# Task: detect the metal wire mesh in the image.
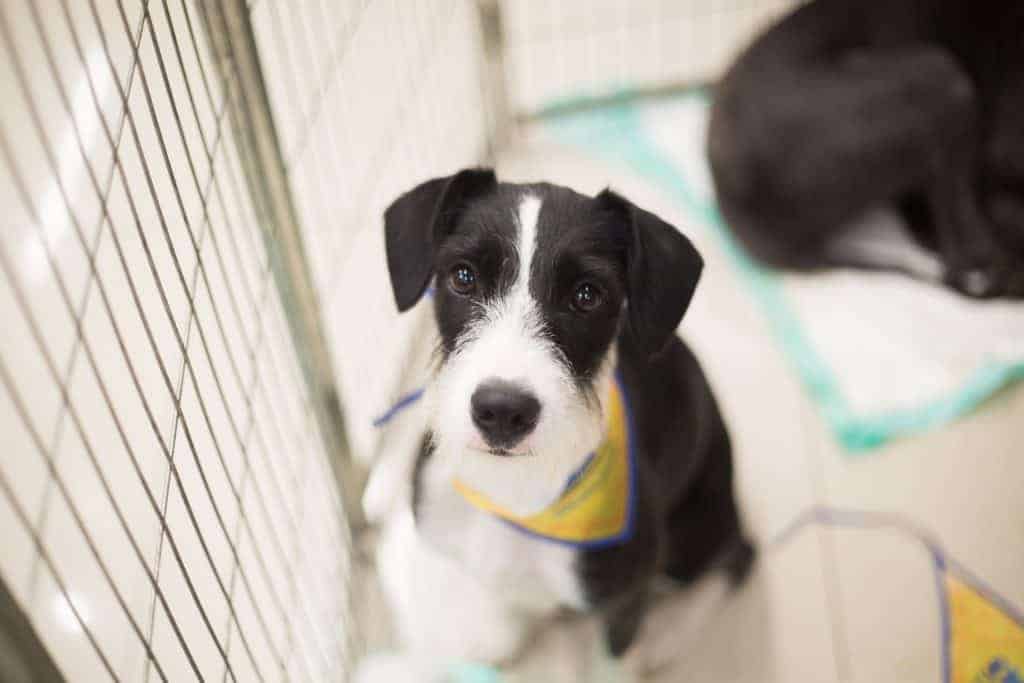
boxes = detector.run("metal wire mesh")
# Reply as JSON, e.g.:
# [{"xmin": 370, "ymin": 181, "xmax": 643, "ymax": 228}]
[
  {"xmin": 0, "ymin": 1, "xmax": 352, "ymax": 680},
  {"xmin": 248, "ymin": 0, "xmax": 496, "ymax": 466}
]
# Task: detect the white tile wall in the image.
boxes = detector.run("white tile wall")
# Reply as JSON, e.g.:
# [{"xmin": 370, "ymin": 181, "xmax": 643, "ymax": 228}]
[
  {"xmin": 250, "ymin": 0, "xmax": 494, "ymax": 466},
  {"xmin": 0, "ymin": 1, "xmax": 353, "ymax": 681},
  {"xmin": 502, "ymin": 0, "xmax": 796, "ymax": 113}
]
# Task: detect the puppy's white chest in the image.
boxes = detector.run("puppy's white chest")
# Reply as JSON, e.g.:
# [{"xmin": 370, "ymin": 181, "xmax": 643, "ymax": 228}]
[{"xmin": 417, "ymin": 484, "xmax": 586, "ymax": 613}]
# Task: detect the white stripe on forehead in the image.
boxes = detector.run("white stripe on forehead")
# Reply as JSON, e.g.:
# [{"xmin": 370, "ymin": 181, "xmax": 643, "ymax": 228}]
[
  {"xmin": 432, "ymin": 190, "xmax": 602, "ymax": 516},
  {"xmin": 515, "ymin": 194, "xmax": 542, "ymax": 294}
]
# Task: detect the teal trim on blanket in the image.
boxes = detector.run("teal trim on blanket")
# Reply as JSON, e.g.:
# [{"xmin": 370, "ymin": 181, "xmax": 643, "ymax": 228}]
[
  {"xmin": 544, "ymin": 90, "xmax": 1024, "ymax": 452},
  {"xmin": 449, "ymin": 662, "xmax": 504, "ymax": 683}
]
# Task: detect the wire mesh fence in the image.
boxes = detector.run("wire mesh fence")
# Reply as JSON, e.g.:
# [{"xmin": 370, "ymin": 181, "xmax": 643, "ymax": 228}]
[
  {"xmin": 0, "ymin": 1, "xmax": 352, "ymax": 680},
  {"xmin": 252, "ymin": 0, "xmax": 497, "ymax": 469}
]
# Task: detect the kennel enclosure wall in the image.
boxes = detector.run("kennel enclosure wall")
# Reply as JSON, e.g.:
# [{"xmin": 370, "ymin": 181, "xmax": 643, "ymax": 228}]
[
  {"xmin": 0, "ymin": 2, "xmax": 359, "ymax": 681},
  {"xmin": 0, "ymin": 1, "xmax": 792, "ymax": 680}
]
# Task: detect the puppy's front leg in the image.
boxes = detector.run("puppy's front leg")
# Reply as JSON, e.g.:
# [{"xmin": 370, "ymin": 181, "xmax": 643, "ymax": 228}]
[
  {"xmin": 603, "ymin": 586, "xmax": 650, "ymax": 658},
  {"xmin": 370, "ymin": 508, "xmax": 528, "ymax": 681},
  {"xmin": 619, "ymin": 571, "xmax": 735, "ymax": 679}
]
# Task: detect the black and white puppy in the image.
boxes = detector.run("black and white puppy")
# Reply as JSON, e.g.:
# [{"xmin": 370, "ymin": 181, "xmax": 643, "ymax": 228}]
[{"xmin": 367, "ymin": 169, "xmax": 753, "ymax": 678}]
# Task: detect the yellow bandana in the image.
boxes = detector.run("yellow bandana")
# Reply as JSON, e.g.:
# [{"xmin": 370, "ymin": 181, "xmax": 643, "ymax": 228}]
[{"xmin": 452, "ymin": 373, "xmax": 636, "ymax": 548}]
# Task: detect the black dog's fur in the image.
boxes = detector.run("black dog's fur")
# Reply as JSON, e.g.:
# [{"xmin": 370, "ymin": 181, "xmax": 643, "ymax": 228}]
[
  {"xmin": 578, "ymin": 328, "xmax": 752, "ymax": 655},
  {"xmin": 709, "ymin": 0, "xmax": 1024, "ymax": 297},
  {"xmin": 385, "ymin": 170, "xmax": 754, "ymax": 656}
]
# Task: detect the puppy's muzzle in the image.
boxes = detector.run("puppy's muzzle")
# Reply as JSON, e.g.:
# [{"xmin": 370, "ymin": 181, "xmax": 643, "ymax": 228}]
[{"xmin": 470, "ymin": 379, "xmax": 540, "ymax": 452}]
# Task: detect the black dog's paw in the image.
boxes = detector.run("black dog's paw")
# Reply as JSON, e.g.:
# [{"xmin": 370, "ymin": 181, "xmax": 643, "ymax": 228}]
[
  {"xmin": 604, "ymin": 593, "xmax": 648, "ymax": 658},
  {"xmin": 947, "ymin": 266, "xmax": 1002, "ymax": 298},
  {"xmin": 724, "ymin": 537, "xmax": 756, "ymax": 587},
  {"xmin": 605, "ymin": 619, "xmax": 639, "ymax": 659},
  {"xmin": 1005, "ymin": 267, "xmax": 1024, "ymax": 298},
  {"xmin": 946, "ymin": 262, "xmax": 1024, "ymax": 299}
]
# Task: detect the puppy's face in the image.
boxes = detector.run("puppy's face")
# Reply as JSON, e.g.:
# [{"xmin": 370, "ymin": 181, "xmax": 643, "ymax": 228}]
[
  {"xmin": 385, "ymin": 170, "xmax": 702, "ymax": 514},
  {"xmin": 429, "ymin": 188, "xmax": 625, "ymax": 513}
]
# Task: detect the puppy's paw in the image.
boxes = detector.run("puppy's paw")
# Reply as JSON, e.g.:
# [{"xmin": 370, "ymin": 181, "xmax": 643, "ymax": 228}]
[
  {"xmin": 456, "ymin": 612, "xmax": 528, "ymax": 666},
  {"xmin": 622, "ymin": 573, "xmax": 734, "ymax": 677},
  {"xmin": 724, "ymin": 537, "xmax": 757, "ymax": 587},
  {"xmin": 355, "ymin": 652, "xmax": 507, "ymax": 683},
  {"xmin": 353, "ymin": 652, "xmax": 441, "ymax": 683}
]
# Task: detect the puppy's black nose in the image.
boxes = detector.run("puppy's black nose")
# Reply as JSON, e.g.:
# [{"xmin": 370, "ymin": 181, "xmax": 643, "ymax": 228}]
[{"xmin": 471, "ymin": 380, "xmax": 541, "ymax": 449}]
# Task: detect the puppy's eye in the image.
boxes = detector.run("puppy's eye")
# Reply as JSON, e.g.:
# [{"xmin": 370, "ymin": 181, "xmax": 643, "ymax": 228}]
[
  {"xmin": 449, "ymin": 263, "xmax": 477, "ymax": 295},
  {"xmin": 571, "ymin": 282, "xmax": 603, "ymax": 313}
]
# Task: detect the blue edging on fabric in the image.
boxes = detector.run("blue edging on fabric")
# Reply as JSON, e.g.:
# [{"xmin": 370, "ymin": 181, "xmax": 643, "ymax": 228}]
[
  {"xmin": 771, "ymin": 505, "xmax": 1024, "ymax": 683},
  {"xmin": 933, "ymin": 550, "xmax": 952, "ymax": 683},
  {"xmin": 372, "ymin": 387, "xmax": 425, "ymax": 427},
  {"xmin": 561, "ymin": 452, "xmax": 596, "ymax": 493},
  {"xmin": 543, "ymin": 90, "xmax": 1024, "ymax": 452},
  {"xmin": 942, "ymin": 551, "xmax": 1024, "ymax": 630}
]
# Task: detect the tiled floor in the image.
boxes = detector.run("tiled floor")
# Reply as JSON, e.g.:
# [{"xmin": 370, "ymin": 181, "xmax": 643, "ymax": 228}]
[{"xmin": 464, "ymin": 126, "xmax": 1024, "ymax": 682}]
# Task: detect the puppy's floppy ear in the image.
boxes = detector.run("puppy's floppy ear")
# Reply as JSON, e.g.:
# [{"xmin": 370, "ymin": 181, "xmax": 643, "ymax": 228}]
[
  {"xmin": 384, "ymin": 168, "xmax": 497, "ymax": 311},
  {"xmin": 597, "ymin": 189, "xmax": 704, "ymax": 356}
]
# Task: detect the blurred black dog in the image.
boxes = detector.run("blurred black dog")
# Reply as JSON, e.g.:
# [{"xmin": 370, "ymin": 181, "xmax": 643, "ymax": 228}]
[{"xmin": 708, "ymin": 0, "xmax": 1024, "ymax": 298}]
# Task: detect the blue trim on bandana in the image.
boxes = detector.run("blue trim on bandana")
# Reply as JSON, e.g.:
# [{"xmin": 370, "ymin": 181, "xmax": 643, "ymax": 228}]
[{"xmin": 371, "ymin": 387, "xmax": 425, "ymax": 427}]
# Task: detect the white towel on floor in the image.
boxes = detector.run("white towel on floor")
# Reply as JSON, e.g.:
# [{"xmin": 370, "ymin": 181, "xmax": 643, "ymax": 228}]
[{"xmin": 615, "ymin": 94, "xmax": 1024, "ymax": 445}]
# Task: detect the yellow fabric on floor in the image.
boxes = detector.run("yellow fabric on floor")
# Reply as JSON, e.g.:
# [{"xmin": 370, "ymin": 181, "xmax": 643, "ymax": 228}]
[{"xmin": 947, "ymin": 573, "xmax": 1024, "ymax": 682}]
